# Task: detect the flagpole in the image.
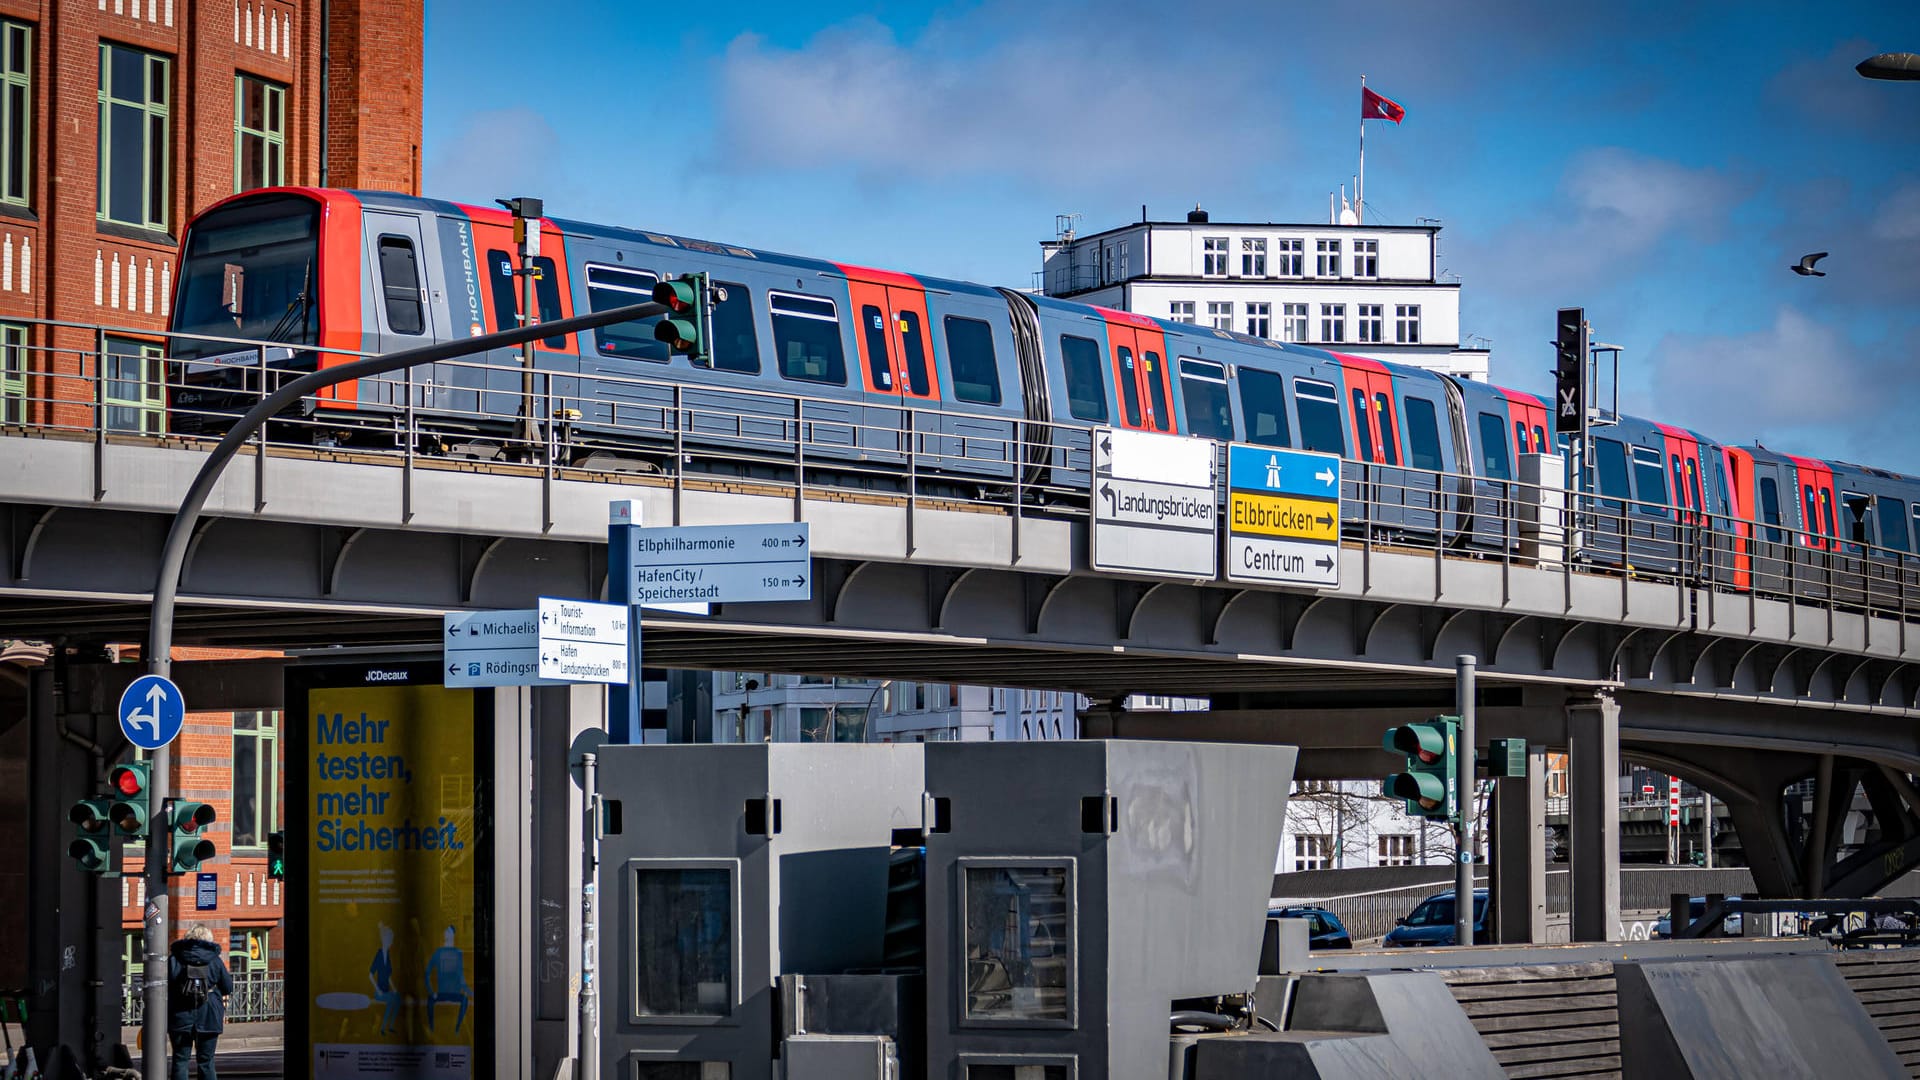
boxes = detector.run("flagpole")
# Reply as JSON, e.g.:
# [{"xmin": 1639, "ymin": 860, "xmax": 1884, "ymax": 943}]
[{"xmin": 1358, "ymin": 74, "xmax": 1367, "ymax": 225}]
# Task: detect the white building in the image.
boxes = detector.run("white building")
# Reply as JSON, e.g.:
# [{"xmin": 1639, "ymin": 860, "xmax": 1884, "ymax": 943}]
[
  {"xmin": 709, "ymin": 671, "xmax": 886, "ymax": 744},
  {"xmin": 1279, "ymin": 780, "xmax": 1463, "ymax": 872},
  {"xmin": 869, "ymin": 687, "xmax": 1207, "ymax": 743},
  {"xmin": 1038, "ymin": 206, "xmax": 1489, "ymax": 380}
]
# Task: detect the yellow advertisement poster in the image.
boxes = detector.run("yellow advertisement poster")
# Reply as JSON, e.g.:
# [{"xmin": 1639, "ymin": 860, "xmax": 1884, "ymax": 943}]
[{"xmin": 304, "ymin": 677, "xmax": 480, "ymax": 1079}]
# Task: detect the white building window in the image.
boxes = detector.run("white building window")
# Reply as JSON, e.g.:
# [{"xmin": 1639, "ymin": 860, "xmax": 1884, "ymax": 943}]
[
  {"xmin": 1117, "ymin": 240, "xmax": 1129, "ymax": 279},
  {"xmin": 1282, "ymin": 303, "xmax": 1308, "ymax": 342},
  {"xmin": 1241, "ymin": 237, "xmax": 1267, "ymax": 277},
  {"xmin": 1245, "ymin": 301, "xmax": 1270, "ymax": 339},
  {"xmin": 1357, "ymin": 303, "xmax": 1383, "ymax": 344},
  {"xmin": 1102, "ymin": 245, "xmax": 1115, "ymax": 284},
  {"xmin": 1377, "ymin": 834, "xmax": 1414, "ymax": 867},
  {"xmin": 1277, "ymin": 238, "xmax": 1303, "ymax": 276},
  {"xmin": 1320, "ymin": 303, "xmax": 1345, "ymax": 343},
  {"xmin": 1207, "ymin": 301, "xmax": 1233, "ymax": 330},
  {"xmin": 1294, "ymin": 834, "xmax": 1332, "ymax": 872},
  {"xmin": 1316, "ymin": 238, "xmax": 1342, "ymax": 277},
  {"xmin": 1169, "ymin": 300, "xmax": 1195, "ymax": 324},
  {"xmin": 1396, "ymin": 304, "xmax": 1421, "ymax": 344},
  {"xmin": 1354, "ymin": 239, "xmax": 1378, "ymax": 279},
  {"xmin": 1203, "ymin": 236, "xmax": 1229, "ymax": 276}
]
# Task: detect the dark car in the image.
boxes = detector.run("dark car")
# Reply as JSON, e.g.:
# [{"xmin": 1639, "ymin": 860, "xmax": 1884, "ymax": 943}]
[
  {"xmin": 1382, "ymin": 889, "xmax": 1490, "ymax": 947},
  {"xmin": 1268, "ymin": 905, "xmax": 1354, "ymax": 950}
]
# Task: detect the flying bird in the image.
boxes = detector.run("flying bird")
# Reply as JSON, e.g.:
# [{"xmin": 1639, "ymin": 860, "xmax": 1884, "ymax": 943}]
[{"xmin": 1791, "ymin": 252, "xmax": 1829, "ymax": 277}]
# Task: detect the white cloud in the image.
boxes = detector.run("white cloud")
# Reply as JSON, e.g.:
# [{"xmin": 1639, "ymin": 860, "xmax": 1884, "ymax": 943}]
[
  {"xmin": 1872, "ymin": 181, "xmax": 1920, "ymax": 242},
  {"xmin": 423, "ymin": 107, "xmax": 573, "ymax": 210}
]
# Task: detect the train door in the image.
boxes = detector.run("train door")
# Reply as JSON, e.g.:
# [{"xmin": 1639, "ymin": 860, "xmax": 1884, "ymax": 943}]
[
  {"xmin": 1098, "ymin": 309, "xmax": 1175, "ymax": 435},
  {"xmin": 1721, "ymin": 447, "xmax": 1754, "ymax": 591},
  {"xmin": 843, "ymin": 267, "xmax": 937, "ymax": 462},
  {"xmin": 362, "ymin": 211, "xmax": 440, "ymax": 414},
  {"xmin": 1343, "ymin": 357, "xmax": 1405, "ymax": 534},
  {"xmin": 467, "ymin": 211, "xmax": 580, "ymax": 430},
  {"xmin": 1786, "ymin": 456, "xmax": 1838, "ymax": 600}
]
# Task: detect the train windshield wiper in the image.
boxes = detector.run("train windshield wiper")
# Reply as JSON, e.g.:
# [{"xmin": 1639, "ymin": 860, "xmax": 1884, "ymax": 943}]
[{"xmin": 258, "ymin": 260, "xmax": 314, "ymax": 347}]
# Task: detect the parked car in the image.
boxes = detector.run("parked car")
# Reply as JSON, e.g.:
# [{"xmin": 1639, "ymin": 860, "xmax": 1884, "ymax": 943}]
[
  {"xmin": 1652, "ymin": 896, "xmax": 1743, "ymax": 939},
  {"xmin": 1382, "ymin": 889, "xmax": 1490, "ymax": 947},
  {"xmin": 1268, "ymin": 905, "xmax": 1354, "ymax": 950}
]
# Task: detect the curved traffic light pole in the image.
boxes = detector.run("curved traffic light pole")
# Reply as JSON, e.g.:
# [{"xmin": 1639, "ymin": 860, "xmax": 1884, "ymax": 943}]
[{"xmin": 138, "ymin": 299, "xmax": 664, "ymax": 1078}]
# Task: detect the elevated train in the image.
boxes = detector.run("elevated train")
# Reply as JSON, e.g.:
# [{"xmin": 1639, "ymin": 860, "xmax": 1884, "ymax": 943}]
[{"xmin": 164, "ymin": 188, "xmax": 1920, "ymax": 608}]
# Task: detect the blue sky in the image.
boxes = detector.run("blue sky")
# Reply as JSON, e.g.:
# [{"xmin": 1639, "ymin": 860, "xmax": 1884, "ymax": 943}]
[{"xmin": 422, "ymin": 1, "xmax": 1920, "ymax": 471}]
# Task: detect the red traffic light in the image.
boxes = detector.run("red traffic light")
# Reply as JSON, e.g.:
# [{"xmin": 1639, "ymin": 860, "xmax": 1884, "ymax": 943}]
[{"xmin": 111, "ymin": 763, "xmax": 148, "ymax": 798}]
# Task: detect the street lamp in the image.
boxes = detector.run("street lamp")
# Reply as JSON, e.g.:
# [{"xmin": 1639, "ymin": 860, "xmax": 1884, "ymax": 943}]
[
  {"xmin": 857, "ymin": 679, "xmax": 894, "ymax": 743},
  {"xmin": 1857, "ymin": 52, "xmax": 1920, "ymax": 80}
]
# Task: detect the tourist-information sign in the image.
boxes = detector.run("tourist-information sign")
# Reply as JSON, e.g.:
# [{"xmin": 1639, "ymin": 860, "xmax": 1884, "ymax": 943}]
[
  {"xmin": 1225, "ymin": 444, "xmax": 1341, "ymax": 588},
  {"xmin": 627, "ymin": 523, "xmax": 812, "ymax": 604},
  {"xmin": 537, "ymin": 597, "xmax": 630, "ymax": 684},
  {"xmin": 442, "ymin": 609, "xmax": 566, "ymax": 688},
  {"xmin": 1090, "ymin": 427, "xmax": 1218, "ymax": 579},
  {"xmin": 118, "ymin": 673, "xmax": 185, "ymax": 750}
]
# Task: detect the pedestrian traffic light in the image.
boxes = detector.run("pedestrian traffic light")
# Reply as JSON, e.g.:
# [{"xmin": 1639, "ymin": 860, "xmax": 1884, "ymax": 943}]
[
  {"xmin": 1382, "ymin": 715, "xmax": 1459, "ymax": 820},
  {"xmin": 68, "ymin": 796, "xmax": 114, "ymax": 873},
  {"xmin": 167, "ymin": 800, "xmax": 217, "ymax": 874},
  {"xmin": 109, "ymin": 761, "xmax": 150, "ymax": 838},
  {"xmin": 652, "ymin": 272, "xmax": 712, "ymax": 367},
  {"xmin": 267, "ymin": 831, "xmax": 285, "ymax": 880},
  {"xmin": 1553, "ymin": 307, "xmax": 1586, "ymax": 436}
]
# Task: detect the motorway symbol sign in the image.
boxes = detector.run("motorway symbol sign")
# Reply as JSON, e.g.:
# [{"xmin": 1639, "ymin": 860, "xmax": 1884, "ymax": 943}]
[
  {"xmin": 1090, "ymin": 427, "xmax": 1218, "ymax": 579},
  {"xmin": 118, "ymin": 674, "xmax": 185, "ymax": 750},
  {"xmin": 627, "ymin": 523, "xmax": 811, "ymax": 605},
  {"xmin": 442, "ymin": 609, "xmax": 566, "ymax": 688},
  {"xmin": 537, "ymin": 597, "xmax": 631, "ymax": 684},
  {"xmin": 1226, "ymin": 444, "xmax": 1341, "ymax": 589}
]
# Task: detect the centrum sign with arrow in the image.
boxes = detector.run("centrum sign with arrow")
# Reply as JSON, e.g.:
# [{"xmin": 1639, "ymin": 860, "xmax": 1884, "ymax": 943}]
[
  {"xmin": 1226, "ymin": 444, "xmax": 1342, "ymax": 588},
  {"xmin": 1090, "ymin": 427, "xmax": 1219, "ymax": 579}
]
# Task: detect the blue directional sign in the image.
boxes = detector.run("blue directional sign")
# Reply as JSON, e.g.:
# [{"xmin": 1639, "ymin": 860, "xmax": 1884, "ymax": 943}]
[
  {"xmin": 1227, "ymin": 446, "xmax": 1342, "ymax": 500},
  {"xmin": 118, "ymin": 673, "xmax": 185, "ymax": 750},
  {"xmin": 1226, "ymin": 444, "xmax": 1342, "ymax": 589},
  {"xmin": 627, "ymin": 523, "xmax": 812, "ymax": 605}
]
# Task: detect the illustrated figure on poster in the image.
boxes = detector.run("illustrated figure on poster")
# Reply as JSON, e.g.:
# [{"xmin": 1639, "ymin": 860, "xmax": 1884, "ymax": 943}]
[
  {"xmin": 368, "ymin": 923, "xmax": 403, "ymax": 1035},
  {"xmin": 425, "ymin": 925, "xmax": 471, "ymax": 1034}
]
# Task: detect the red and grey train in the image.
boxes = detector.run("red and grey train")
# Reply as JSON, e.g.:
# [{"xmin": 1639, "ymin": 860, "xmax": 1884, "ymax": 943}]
[{"xmin": 164, "ymin": 187, "xmax": 1920, "ymax": 601}]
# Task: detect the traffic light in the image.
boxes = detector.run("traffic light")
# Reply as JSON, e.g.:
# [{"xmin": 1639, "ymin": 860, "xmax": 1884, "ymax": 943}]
[
  {"xmin": 168, "ymin": 800, "xmax": 217, "ymax": 874},
  {"xmin": 68, "ymin": 796, "xmax": 114, "ymax": 873},
  {"xmin": 267, "ymin": 831, "xmax": 286, "ymax": 880},
  {"xmin": 652, "ymin": 272, "xmax": 712, "ymax": 367},
  {"xmin": 1553, "ymin": 307, "xmax": 1586, "ymax": 436},
  {"xmin": 109, "ymin": 761, "xmax": 150, "ymax": 838},
  {"xmin": 1382, "ymin": 715, "xmax": 1459, "ymax": 820}
]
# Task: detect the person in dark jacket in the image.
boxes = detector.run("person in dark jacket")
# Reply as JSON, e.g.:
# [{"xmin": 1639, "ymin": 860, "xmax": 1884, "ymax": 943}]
[{"xmin": 168, "ymin": 924, "xmax": 234, "ymax": 1080}]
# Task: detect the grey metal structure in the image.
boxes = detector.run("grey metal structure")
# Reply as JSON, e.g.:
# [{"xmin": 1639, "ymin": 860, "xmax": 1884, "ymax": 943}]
[
  {"xmin": 921, "ymin": 739, "xmax": 1292, "ymax": 1080},
  {"xmin": 593, "ymin": 743, "xmax": 926, "ymax": 1079}
]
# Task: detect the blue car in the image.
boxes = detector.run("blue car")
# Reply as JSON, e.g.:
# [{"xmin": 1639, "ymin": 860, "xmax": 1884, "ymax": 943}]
[
  {"xmin": 1383, "ymin": 889, "xmax": 1490, "ymax": 947},
  {"xmin": 1268, "ymin": 905, "xmax": 1354, "ymax": 950}
]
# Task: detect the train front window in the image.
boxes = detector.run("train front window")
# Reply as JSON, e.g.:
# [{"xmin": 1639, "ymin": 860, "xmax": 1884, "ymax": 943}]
[{"xmin": 170, "ymin": 195, "xmax": 319, "ymax": 359}]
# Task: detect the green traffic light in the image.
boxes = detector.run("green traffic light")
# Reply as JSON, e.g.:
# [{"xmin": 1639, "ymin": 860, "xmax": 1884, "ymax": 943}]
[
  {"xmin": 68, "ymin": 797, "xmax": 114, "ymax": 873},
  {"xmin": 1382, "ymin": 716, "xmax": 1460, "ymax": 821},
  {"xmin": 267, "ymin": 831, "xmax": 286, "ymax": 880}
]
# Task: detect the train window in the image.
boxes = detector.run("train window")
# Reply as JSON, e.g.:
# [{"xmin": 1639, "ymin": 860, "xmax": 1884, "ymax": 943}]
[
  {"xmin": 1116, "ymin": 346, "xmax": 1143, "ymax": 427},
  {"xmin": 376, "ymin": 236, "xmax": 424, "ymax": 336},
  {"xmin": 769, "ymin": 292, "xmax": 847, "ymax": 385},
  {"xmin": 1374, "ymin": 393, "xmax": 1398, "ymax": 466},
  {"xmin": 1178, "ymin": 358, "xmax": 1232, "ymax": 442},
  {"xmin": 1144, "ymin": 351, "xmax": 1170, "ymax": 431},
  {"xmin": 1595, "ymin": 439, "xmax": 1630, "ymax": 510},
  {"xmin": 944, "ymin": 317, "xmax": 1000, "ymax": 405},
  {"xmin": 1533, "ymin": 425, "xmax": 1546, "ymax": 454},
  {"xmin": 1350, "ymin": 389, "xmax": 1375, "ymax": 461},
  {"xmin": 1759, "ymin": 477, "xmax": 1783, "ymax": 542},
  {"xmin": 486, "ymin": 250, "xmax": 520, "ymax": 334},
  {"xmin": 1803, "ymin": 486, "xmax": 1818, "ymax": 544},
  {"xmin": 531, "ymin": 256, "xmax": 566, "ymax": 349},
  {"xmin": 1884, "ymin": 497, "xmax": 1914, "ymax": 553},
  {"xmin": 1687, "ymin": 460, "xmax": 1703, "ymax": 515},
  {"xmin": 860, "ymin": 306, "xmax": 892, "ymax": 389},
  {"xmin": 1820, "ymin": 489, "xmax": 1836, "ymax": 541},
  {"xmin": 1059, "ymin": 335, "xmax": 1107, "ymax": 422},
  {"xmin": 1293, "ymin": 378, "xmax": 1345, "ymax": 456},
  {"xmin": 1235, "ymin": 367, "xmax": 1289, "ymax": 447},
  {"xmin": 898, "ymin": 310, "xmax": 931, "ymax": 396},
  {"xmin": 1843, "ymin": 493, "xmax": 1871, "ymax": 546},
  {"xmin": 709, "ymin": 281, "xmax": 759, "ymax": 374},
  {"xmin": 1631, "ymin": 446, "xmax": 1668, "ymax": 512},
  {"xmin": 585, "ymin": 264, "xmax": 667, "ymax": 362},
  {"xmin": 1515, "ymin": 421, "xmax": 1528, "ymax": 460},
  {"xmin": 1671, "ymin": 456, "xmax": 1686, "ymax": 509},
  {"xmin": 1476, "ymin": 412, "xmax": 1511, "ymax": 481},
  {"xmin": 1403, "ymin": 396, "xmax": 1443, "ymax": 471}
]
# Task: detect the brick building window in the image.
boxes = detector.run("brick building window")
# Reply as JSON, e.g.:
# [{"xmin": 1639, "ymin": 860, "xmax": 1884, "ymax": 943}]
[
  {"xmin": 97, "ymin": 43, "xmax": 171, "ymax": 231},
  {"xmin": 234, "ymin": 75, "xmax": 285, "ymax": 192},
  {"xmin": 103, "ymin": 336, "xmax": 163, "ymax": 434},
  {"xmin": 0, "ymin": 21, "xmax": 29, "ymax": 207},
  {"xmin": 0, "ymin": 322, "xmax": 25, "ymax": 424},
  {"xmin": 231, "ymin": 709, "xmax": 280, "ymax": 851}
]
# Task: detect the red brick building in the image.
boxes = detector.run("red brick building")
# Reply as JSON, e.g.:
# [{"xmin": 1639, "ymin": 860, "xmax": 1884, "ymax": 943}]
[{"xmin": 0, "ymin": 0, "xmax": 421, "ymax": 434}]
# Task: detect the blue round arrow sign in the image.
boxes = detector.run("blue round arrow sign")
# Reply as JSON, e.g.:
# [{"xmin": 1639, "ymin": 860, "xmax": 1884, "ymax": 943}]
[{"xmin": 118, "ymin": 674, "xmax": 185, "ymax": 750}]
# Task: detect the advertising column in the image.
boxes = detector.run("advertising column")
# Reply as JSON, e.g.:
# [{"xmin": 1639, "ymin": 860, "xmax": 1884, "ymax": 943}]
[{"xmin": 288, "ymin": 660, "xmax": 490, "ymax": 1079}]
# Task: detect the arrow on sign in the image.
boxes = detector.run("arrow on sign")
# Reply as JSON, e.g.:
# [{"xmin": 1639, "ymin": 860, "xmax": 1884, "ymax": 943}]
[
  {"xmin": 447, "ymin": 663, "xmax": 460, "ymax": 677},
  {"xmin": 1100, "ymin": 435, "xmax": 1112, "ymax": 457},
  {"xmin": 1315, "ymin": 466, "xmax": 1338, "ymax": 488},
  {"xmin": 1316, "ymin": 512, "xmax": 1335, "ymax": 529},
  {"xmin": 1100, "ymin": 483, "xmax": 1116, "ymax": 512},
  {"xmin": 791, "ymin": 534, "xmax": 805, "ymax": 546},
  {"xmin": 125, "ymin": 683, "xmax": 167, "ymax": 740},
  {"xmin": 1316, "ymin": 555, "xmax": 1335, "ymax": 571},
  {"xmin": 447, "ymin": 624, "xmax": 459, "ymax": 638}
]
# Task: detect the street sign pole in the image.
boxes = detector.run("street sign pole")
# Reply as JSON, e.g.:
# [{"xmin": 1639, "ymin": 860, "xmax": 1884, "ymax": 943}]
[
  {"xmin": 142, "ymin": 732, "xmax": 169, "ymax": 1080},
  {"xmin": 608, "ymin": 501, "xmax": 640, "ymax": 744},
  {"xmin": 1456, "ymin": 654, "xmax": 1476, "ymax": 948}
]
